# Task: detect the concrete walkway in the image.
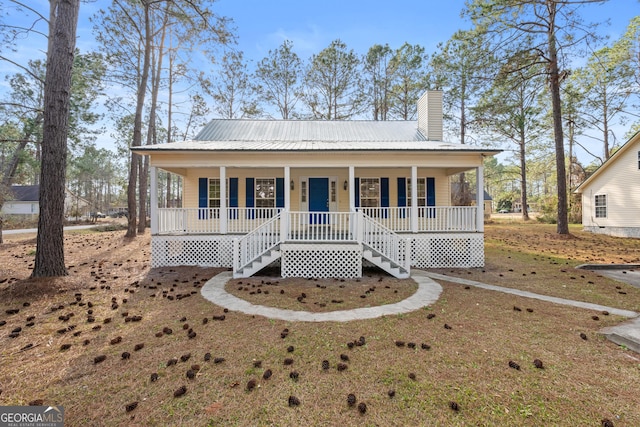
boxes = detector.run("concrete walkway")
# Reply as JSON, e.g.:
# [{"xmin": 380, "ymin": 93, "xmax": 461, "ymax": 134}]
[
  {"xmin": 200, "ymin": 269, "xmax": 640, "ymax": 352},
  {"xmin": 200, "ymin": 270, "xmax": 442, "ymax": 322},
  {"xmin": 423, "ymin": 272, "xmax": 638, "ymax": 318}
]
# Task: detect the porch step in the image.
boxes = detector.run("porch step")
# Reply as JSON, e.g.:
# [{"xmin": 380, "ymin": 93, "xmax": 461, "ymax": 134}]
[
  {"xmin": 362, "ymin": 248, "xmax": 410, "ymax": 279},
  {"xmin": 234, "ymin": 248, "xmax": 281, "ymax": 279}
]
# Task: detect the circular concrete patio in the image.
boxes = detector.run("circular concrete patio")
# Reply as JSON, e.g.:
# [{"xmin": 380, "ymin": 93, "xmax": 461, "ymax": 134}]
[{"xmin": 200, "ymin": 270, "xmax": 443, "ymax": 322}]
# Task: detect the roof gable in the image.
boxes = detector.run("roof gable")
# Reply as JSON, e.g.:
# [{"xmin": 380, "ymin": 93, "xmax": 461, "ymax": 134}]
[
  {"xmin": 8, "ymin": 185, "xmax": 39, "ymax": 202},
  {"xmin": 575, "ymin": 131, "xmax": 640, "ymax": 193}
]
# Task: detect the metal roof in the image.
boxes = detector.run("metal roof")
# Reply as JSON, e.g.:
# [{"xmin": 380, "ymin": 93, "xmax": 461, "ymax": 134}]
[
  {"xmin": 195, "ymin": 119, "xmax": 426, "ymax": 142},
  {"xmin": 132, "ymin": 119, "xmax": 501, "ymax": 155}
]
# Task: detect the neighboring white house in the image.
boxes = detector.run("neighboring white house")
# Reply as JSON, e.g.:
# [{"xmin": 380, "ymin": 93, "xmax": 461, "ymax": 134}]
[
  {"xmin": 575, "ymin": 131, "xmax": 640, "ymax": 238},
  {"xmin": 1, "ymin": 185, "xmax": 91, "ymax": 218},
  {"xmin": 132, "ymin": 91, "xmax": 502, "ymax": 279},
  {"xmin": 1, "ymin": 185, "xmax": 39, "ymax": 216}
]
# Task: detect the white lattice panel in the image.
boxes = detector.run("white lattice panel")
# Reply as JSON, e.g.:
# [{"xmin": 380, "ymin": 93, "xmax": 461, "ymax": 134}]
[
  {"xmin": 281, "ymin": 243, "xmax": 362, "ymax": 278},
  {"xmin": 152, "ymin": 233, "xmax": 485, "ymax": 272},
  {"xmin": 405, "ymin": 233, "xmax": 484, "ymax": 269},
  {"xmin": 151, "ymin": 235, "xmax": 236, "ymax": 268}
]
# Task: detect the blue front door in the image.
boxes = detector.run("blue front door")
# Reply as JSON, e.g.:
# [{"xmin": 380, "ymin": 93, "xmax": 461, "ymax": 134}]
[{"xmin": 309, "ymin": 178, "xmax": 329, "ymax": 224}]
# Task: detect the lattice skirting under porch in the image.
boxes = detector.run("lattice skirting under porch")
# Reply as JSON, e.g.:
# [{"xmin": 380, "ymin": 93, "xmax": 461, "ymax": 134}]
[
  {"xmin": 151, "ymin": 235, "xmax": 236, "ymax": 268},
  {"xmin": 404, "ymin": 233, "xmax": 484, "ymax": 268},
  {"xmin": 151, "ymin": 233, "xmax": 485, "ymax": 270},
  {"xmin": 281, "ymin": 243, "xmax": 362, "ymax": 278}
]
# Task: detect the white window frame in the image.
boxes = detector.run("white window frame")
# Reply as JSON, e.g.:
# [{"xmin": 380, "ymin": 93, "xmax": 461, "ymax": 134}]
[
  {"xmin": 255, "ymin": 177, "xmax": 276, "ymax": 208},
  {"xmin": 406, "ymin": 177, "xmax": 426, "ymax": 207},
  {"xmin": 359, "ymin": 177, "xmax": 380, "ymax": 208},
  {"xmin": 594, "ymin": 194, "xmax": 607, "ymax": 218}
]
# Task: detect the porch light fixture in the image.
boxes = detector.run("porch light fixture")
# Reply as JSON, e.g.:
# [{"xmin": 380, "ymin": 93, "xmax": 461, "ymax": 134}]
[
  {"xmin": 290, "ymin": 180, "xmax": 295, "ymax": 190},
  {"xmin": 343, "ymin": 180, "xmax": 348, "ymax": 190}
]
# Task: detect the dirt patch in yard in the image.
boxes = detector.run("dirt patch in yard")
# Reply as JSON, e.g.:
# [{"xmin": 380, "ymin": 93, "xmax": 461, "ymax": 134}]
[{"xmin": 224, "ymin": 269, "xmax": 418, "ymax": 312}]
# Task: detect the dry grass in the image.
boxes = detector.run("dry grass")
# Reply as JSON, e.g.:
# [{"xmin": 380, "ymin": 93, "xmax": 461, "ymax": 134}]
[{"xmin": 1, "ymin": 223, "xmax": 639, "ymax": 426}]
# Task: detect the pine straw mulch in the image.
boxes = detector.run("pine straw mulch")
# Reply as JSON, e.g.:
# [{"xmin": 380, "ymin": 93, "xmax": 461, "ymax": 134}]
[{"xmin": 0, "ymin": 224, "xmax": 639, "ymax": 426}]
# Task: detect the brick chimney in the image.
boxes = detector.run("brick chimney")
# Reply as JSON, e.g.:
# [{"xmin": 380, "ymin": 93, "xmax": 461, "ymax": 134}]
[{"xmin": 417, "ymin": 90, "xmax": 443, "ymax": 141}]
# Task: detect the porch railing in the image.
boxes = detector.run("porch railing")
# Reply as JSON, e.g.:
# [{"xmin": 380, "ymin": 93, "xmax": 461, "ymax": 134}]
[
  {"xmin": 233, "ymin": 212, "xmax": 282, "ymax": 272},
  {"xmin": 157, "ymin": 206, "xmax": 478, "ymax": 235},
  {"xmin": 356, "ymin": 206, "xmax": 477, "ymax": 232},
  {"xmin": 286, "ymin": 211, "xmax": 355, "ymax": 241},
  {"xmin": 158, "ymin": 207, "xmax": 281, "ymax": 234},
  {"xmin": 360, "ymin": 213, "xmax": 411, "ymax": 272}
]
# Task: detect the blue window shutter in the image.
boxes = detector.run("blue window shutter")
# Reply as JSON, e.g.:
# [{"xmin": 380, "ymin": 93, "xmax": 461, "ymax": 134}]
[
  {"xmin": 354, "ymin": 178, "xmax": 360, "ymax": 208},
  {"xmin": 397, "ymin": 178, "xmax": 406, "ymax": 207},
  {"xmin": 198, "ymin": 178, "xmax": 208, "ymax": 220},
  {"xmin": 245, "ymin": 178, "xmax": 254, "ymax": 207},
  {"xmin": 229, "ymin": 178, "xmax": 238, "ymax": 219},
  {"xmin": 229, "ymin": 178, "xmax": 238, "ymax": 207},
  {"xmin": 276, "ymin": 177, "xmax": 284, "ymax": 209},
  {"xmin": 426, "ymin": 177, "xmax": 435, "ymax": 206},
  {"xmin": 397, "ymin": 177, "xmax": 406, "ymax": 218},
  {"xmin": 381, "ymin": 177, "xmax": 389, "ymax": 218},
  {"xmin": 427, "ymin": 177, "xmax": 436, "ymax": 218},
  {"xmin": 246, "ymin": 178, "xmax": 254, "ymax": 219}
]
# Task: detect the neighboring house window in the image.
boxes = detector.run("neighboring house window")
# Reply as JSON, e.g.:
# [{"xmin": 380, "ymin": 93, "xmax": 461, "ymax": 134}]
[
  {"xmin": 595, "ymin": 194, "xmax": 607, "ymax": 218},
  {"xmin": 406, "ymin": 178, "xmax": 427, "ymax": 207},
  {"xmin": 359, "ymin": 178, "xmax": 380, "ymax": 207},
  {"xmin": 255, "ymin": 178, "xmax": 275, "ymax": 208}
]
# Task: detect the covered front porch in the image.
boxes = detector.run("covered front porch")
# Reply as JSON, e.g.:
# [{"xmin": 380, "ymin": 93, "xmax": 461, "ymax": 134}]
[{"xmin": 148, "ymin": 164, "xmax": 486, "ymax": 279}]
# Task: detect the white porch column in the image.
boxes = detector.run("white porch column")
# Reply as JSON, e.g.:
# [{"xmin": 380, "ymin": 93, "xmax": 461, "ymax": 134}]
[
  {"xmin": 348, "ymin": 166, "xmax": 355, "ymax": 211},
  {"xmin": 284, "ymin": 166, "xmax": 291, "ymax": 211},
  {"xmin": 220, "ymin": 166, "xmax": 227, "ymax": 234},
  {"xmin": 476, "ymin": 165, "xmax": 484, "ymax": 232},
  {"xmin": 411, "ymin": 166, "xmax": 418, "ymax": 233},
  {"xmin": 150, "ymin": 166, "xmax": 158, "ymax": 235}
]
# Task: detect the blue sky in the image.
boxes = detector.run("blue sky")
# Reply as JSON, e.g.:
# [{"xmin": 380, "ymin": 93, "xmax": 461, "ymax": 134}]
[
  {"xmin": 3, "ymin": 0, "xmax": 639, "ymax": 163},
  {"xmin": 211, "ymin": 0, "xmax": 636, "ymax": 64}
]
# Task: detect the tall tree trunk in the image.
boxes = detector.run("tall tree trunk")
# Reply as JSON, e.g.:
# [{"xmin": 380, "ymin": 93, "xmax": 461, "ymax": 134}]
[
  {"xmin": 138, "ymin": 9, "xmax": 168, "ymax": 233},
  {"xmin": 519, "ymin": 128, "xmax": 529, "ymax": 221},
  {"xmin": 546, "ymin": 1, "xmax": 569, "ymax": 235},
  {"xmin": 126, "ymin": 1, "xmax": 151, "ymax": 238},
  {"xmin": 32, "ymin": 0, "xmax": 79, "ymax": 277}
]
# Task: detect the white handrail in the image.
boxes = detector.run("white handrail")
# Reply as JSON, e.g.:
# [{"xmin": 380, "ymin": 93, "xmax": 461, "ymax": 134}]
[
  {"xmin": 359, "ymin": 211, "xmax": 410, "ymax": 271},
  {"xmin": 233, "ymin": 212, "xmax": 281, "ymax": 272}
]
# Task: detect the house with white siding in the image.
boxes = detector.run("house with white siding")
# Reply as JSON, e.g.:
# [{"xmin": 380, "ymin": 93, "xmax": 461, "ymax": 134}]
[
  {"xmin": 1, "ymin": 185, "xmax": 91, "ymax": 219},
  {"xmin": 132, "ymin": 91, "xmax": 501, "ymax": 279},
  {"xmin": 575, "ymin": 131, "xmax": 640, "ymax": 238}
]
